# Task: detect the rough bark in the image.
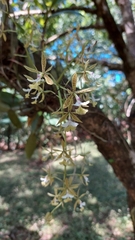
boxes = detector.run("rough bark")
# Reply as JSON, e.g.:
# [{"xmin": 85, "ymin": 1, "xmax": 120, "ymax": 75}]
[
  {"xmin": 81, "ymin": 106, "xmax": 135, "ymax": 197},
  {"xmin": 92, "ymin": 0, "xmax": 135, "ymax": 233},
  {"xmin": 116, "ymin": 0, "xmax": 135, "ymax": 57},
  {"xmin": 92, "ymin": 0, "xmax": 135, "ymax": 71}
]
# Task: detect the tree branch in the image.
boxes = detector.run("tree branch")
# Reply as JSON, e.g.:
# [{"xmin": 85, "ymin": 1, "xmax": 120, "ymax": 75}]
[
  {"xmin": 116, "ymin": 0, "xmax": 135, "ymax": 57},
  {"xmin": 10, "ymin": 6, "xmax": 97, "ymax": 18},
  {"xmin": 45, "ymin": 24, "xmax": 105, "ymax": 45},
  {"xmin": 80, "ymin": 105, "xmax": 135, "ymax": 201},
  {"xmin": 47, "ymin": 55, "xmax": 123, "ymax": 71},
  {"xmin": 84, "ymin": 59, "xmax": 124, "ymax": 71},
  {"xmin": 92, "ymin": 0, "xmax": 135, "ymax": 72}
]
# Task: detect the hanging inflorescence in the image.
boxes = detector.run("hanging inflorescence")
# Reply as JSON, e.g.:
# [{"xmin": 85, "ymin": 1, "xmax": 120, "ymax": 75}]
[{"xmin": 23, "ymin": 52, "xmax": 100, "ymax": 223}]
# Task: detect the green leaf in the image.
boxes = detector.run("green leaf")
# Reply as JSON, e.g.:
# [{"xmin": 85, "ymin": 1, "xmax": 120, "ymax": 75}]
[
  {"xmin": 13, "ymin": 21, "xmax": 25, "ymax": 34},
  {"xmin": 57, "ymin": 113, "xmax": 69, "ymax": 124},
  {"xmin": 70, "ymin": 113, "xmax": 82, "ymax": 123},
  {"xmin": 25, "ymin": 133, "xmax": 37, "ymax": 159},
  {"xmin": 51, "ymin": 0, "xmax": 64, "ymax": 7},
  {"xmin": 63, "ymin": 95, "xmax": 73, "ymax": 109},
  {"xmin": 88, "ymin": 63, "xmax": 97, "ymax": 71},
  {"xmin": 24, "ymin": 65, "xmax": 38, "ymax": 73},
  {"xmin": 76, "ymin": 87, "xmax": 96, "ymax": 94},
  {"xmin": 8, "ymin": 109, "xmax": 22, "ymax": 128},
  {"xmin": 24, "ymin": 75, "xmax": 34, "ymax": 80},
  {"xmin": 25, "ymin": 49, "xmax": 36, "ymax": 70},
  {"xmin": 0, "ymin": 91, "xmax": 20, "ymax": 107},
  {"xmin": 31, "ymin": 114, "xmax": 43, "ymax": 132},
  {"xmin": 0, "ymin": 101, "xmax": 10, "ymax": 112},
  {"xmin": 34, "ymin": 0, "xmax": 46, "ymax": 9}
]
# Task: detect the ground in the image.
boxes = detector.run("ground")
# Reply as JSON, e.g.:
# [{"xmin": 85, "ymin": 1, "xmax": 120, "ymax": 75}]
[{"xmin": 0, "ymin": 142, "xmax": 134, "ymax": 240}]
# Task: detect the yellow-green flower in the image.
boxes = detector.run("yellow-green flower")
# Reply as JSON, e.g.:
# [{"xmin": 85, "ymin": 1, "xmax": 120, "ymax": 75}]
[{"xmin": 75, "ymin": 106, "xmax": 88, "ymax": 115}]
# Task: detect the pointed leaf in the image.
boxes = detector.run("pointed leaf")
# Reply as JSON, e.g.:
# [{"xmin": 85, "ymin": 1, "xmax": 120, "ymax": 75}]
[
  {"xmin": 76, "ymin": 87, "xmax": 96, "ymax": 94},
  {"xmin": 88, "ymin": 63, "xmax": 97, "ymax": 71},
  {"xmin": 84, "ymin": 60, "xmax": 89, "ymax": 69},
  {"xmin": 70, "ymin": 113, "xmax": 82, "ymax": 123},
  {"xmin": 24, "ymin": 74, "xmax": 34, "ymax": 80},
  {"xmin": 0, "ymin": 91, "xmax": 20, "ymax": 107},
  {"xmin": 25, "ymin": 49, "xmax": 36, "ymax": 71},
  {"xmin": 25, "ymin": 133, "xmax": 37, "ymax": 159},
  {"xmin": 57, "ymin": 113, "xmax": 69, "ymax": 124},
  {"xmin": 0, "ymin": 101, "xmax": 10, "ymax": 112},
  {"xmin": 8, "ymin": 109, "xmax": 22, "ymax": 128},
  {"xmin": 31, "ymin": 114, "xmax": 44, "ymax": 132},
  {"xmin": 24, "ymin": 65, "xmax": 38, "ymax": 73},
  {"xmin": 63, "ymin": 95, "xmax": 73, "ymax": 109},
  {"xmin": 45, "ymin": 65, "xmax": 53, "ymax": 73},
  {"xmin": 14, "ymin": 21, "xmax": 25, "ymax": 34},
  {"xmin": 3, "ymin": 33, "xmax": 7, "ymax": 41}
]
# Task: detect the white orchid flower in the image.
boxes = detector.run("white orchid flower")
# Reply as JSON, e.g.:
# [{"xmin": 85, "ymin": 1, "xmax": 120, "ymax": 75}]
[
  {"xmin": 79, "ymin": 201, "xmax": 86, "ymax": 209},
  {"xmin": 31, "ymin": 92, "xmax": 41, "ymax": 100},
  {"xmin": 84, "ymin": 176, "xmax": 89, "ymax": 185},
  {"xmin": 62, "ymin": 190, "xmax": 74, "ymax": 199},
  {"xmin": 22, "ymin": 88, "xmax": 32, "ymax": 98},
  {"xmin": 27, "ymin": 73, "xmax": 44, "ymax": 83},
  {"xmin": 74, "ymin": 95, "xmax": 89, "ymax": 107},
  {"xmin": 62, "ymin": 119, "xmax": 78, "ymax": 128},
  {"xmin": 88, "ymin": 72, "xmax": 101, "ymax": 79},
  {"xmin": 40, "ymin": 176, "xmax": 49, "ymax": 184}
]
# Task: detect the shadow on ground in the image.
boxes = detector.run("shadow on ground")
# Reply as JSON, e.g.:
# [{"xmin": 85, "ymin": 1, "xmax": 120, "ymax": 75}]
[{"xmin": 0, "ymin": 147, "xmax": 133, "ymax": 240}]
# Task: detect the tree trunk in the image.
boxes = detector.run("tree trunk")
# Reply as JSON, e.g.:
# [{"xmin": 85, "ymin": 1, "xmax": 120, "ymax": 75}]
[
  {"xmin": 80, "ymin": 106, "xmax": 135, "ymax": 196},
  {"xmin": 127, "ymin": 192, "xmax": 135, "ymax": 239}
]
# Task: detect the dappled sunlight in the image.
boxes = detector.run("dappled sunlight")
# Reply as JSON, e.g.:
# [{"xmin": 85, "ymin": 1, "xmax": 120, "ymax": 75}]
[
  {"xmin": 17, "ymin": 189, "xmax": 33, "ymax": 198},
  {"xmin": 0, "ymin": 196, "xmax": 9, "ymax": 210},
  {"xmin": 0, "ymin": 143, "xmax": 134, "ymax": 239},
  {"xmin": 38, "ymin": 218, "xmax": 69, "ymax": 240},
  {"xmin": 106, "ymin": 210, "xmax": 132, "ymax": 238},
  {"xmin": 87, "ymin": 195, "xmax": 98, "ymax": 205},
  {"xmin": 1, "ymin": 150, "xmax": 24, "ymax": 163}
]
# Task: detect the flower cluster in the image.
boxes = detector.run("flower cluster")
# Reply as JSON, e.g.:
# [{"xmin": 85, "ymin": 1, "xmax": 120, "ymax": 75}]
[
  {"xmin": 55, "ymin": 72, "xmax": 96, "ymax": 132},
  {"xmin": 40, "ymin": 166, "xmax": 89, "ymax": 223},
  {"xmin": 23, "ymin": 52, "xmax": 100, "ymax": 223},
  {"xmin": 23, "ymin": 53, "xmax": 54, "ymax": 104},
  {"xmin": 23, "ymin": 73, "xmax": 45, "ymax": 104}
]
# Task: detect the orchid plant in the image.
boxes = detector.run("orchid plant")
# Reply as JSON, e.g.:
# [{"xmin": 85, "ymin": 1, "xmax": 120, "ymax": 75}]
[{"xmin": 22, "ymin": 51, "xmax": 100, "ymax": 223}]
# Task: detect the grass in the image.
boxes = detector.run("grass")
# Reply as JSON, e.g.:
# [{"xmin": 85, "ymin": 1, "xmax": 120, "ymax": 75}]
[{"xmin": 0, "ymin": 142, "xmax": 134, "ymax": 240}]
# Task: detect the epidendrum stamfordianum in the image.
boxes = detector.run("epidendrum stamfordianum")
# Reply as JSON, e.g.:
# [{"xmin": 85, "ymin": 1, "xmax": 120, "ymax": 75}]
[
  {"xmin": 23, "ymin": 52, "xmax": 100, "ymax": 223},
  {"xmin": 0, "ymin": 0, "xmax": 101, "ymax": 223}
]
